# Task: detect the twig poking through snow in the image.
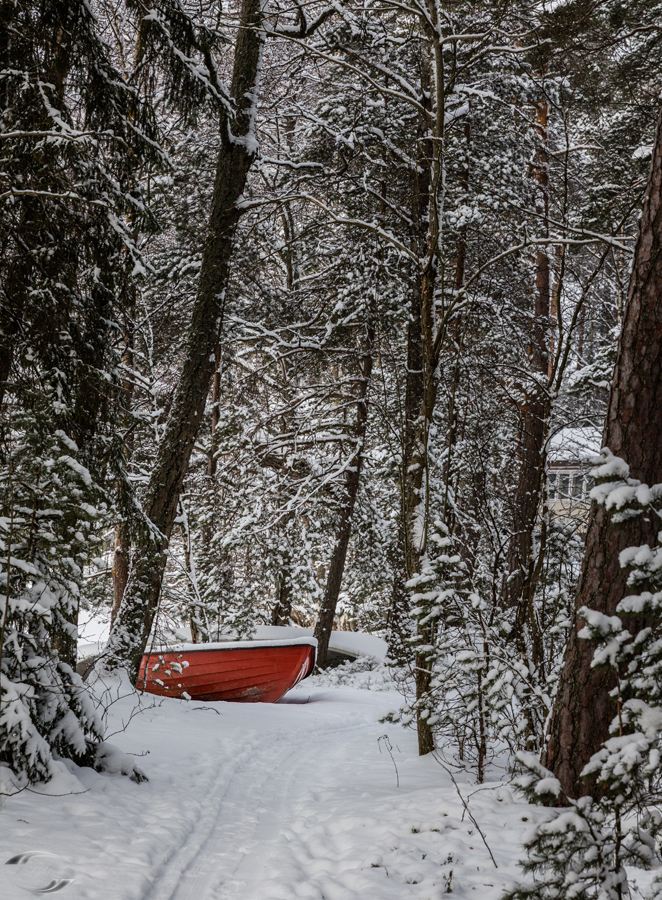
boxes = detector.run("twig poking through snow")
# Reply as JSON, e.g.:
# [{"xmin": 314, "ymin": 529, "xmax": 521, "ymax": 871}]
[
  {"xmin": 378, "ymin": 734, "xmax": 400, "ymax": 787},
  {"xmin": 434, "ymin": 755, "xmax": 498, "ymax": 868}
]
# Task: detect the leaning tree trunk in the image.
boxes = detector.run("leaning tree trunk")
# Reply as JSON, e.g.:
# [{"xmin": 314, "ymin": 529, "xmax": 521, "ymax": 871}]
[
  {"xmin": 543, "ymin": 103, "xmax": 662, "ymax": 798},
  {"xmin": 314, "ymin": 320, "xmax": 375, "ymax": 668},
  {"xmin": 103, "ymin": 0, "xmax": 264, "ymax": 680}
]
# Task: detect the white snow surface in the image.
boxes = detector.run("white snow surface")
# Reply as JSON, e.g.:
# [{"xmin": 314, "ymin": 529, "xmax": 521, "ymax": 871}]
[
  {"xmin": 546, "ymin": 426, "xmax": 602, "ymax": 464},
  {"xmin": 252, "ymin": 626, "xmax": 388, "ymax": 661},
  {"xmin": 322, "ymin": 630, "xmax": 388, "ymax": 660},
  {"xmin": 1, "ymin": 677, "xmax": 543, "ymax": 900}
]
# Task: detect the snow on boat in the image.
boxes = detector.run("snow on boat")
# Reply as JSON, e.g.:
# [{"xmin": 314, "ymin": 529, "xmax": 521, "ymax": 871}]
[{"xmin": 137, "ymin": 636, "xmax": 317, "ymax": 703}]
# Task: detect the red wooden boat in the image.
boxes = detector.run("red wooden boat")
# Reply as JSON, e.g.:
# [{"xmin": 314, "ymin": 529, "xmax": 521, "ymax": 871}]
[{"xmin": 137, "ymin": 637, "xmax": 317, "ymax": 703}]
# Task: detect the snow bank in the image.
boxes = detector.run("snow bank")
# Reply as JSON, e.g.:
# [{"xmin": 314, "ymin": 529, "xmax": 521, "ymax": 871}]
[{"xmin": 326, "ymin": 630, "xmax": 388, "ymax": 661}]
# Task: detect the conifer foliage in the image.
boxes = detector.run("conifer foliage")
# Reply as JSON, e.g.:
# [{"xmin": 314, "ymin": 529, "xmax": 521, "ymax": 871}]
[{"xmin": 0, "ymin": 0, "xmax": 154, "ymax": 782}]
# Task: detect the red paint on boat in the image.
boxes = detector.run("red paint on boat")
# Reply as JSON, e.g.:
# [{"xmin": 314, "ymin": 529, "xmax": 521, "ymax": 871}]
[{"xmin": 137, "ymin": 638, "xmax": 317, "ymax": 703}]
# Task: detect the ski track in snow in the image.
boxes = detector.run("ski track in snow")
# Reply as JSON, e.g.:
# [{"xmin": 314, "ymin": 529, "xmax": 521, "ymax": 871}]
[
  {"xmin": 0, "ymin": 679, "xmax": 553, "ymax": 900},
  {"xmin": 146, "ymin": 717, "xmax": 370, "ymax": 900}
]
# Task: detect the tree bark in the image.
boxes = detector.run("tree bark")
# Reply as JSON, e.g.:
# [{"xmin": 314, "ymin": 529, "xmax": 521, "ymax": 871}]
[
  {"xmin": 271, "ymin": 560, "xmax": 293, "ymax": 627},
  {"xmin": 110, "ymin": 321, "xmax": 135, "ymax": 628},
  {"xmin": 402, "ymin": 46, "xmax": 433, "ymax": 588},
  {"xmin": 103, "ymin": 0, "xmax": 264, "ymax": 679},
  {"xmin": 111, "ymin": 519, "xmax": 130, "ymax": 628},
  {"xmin": 179, "ymin": 506, "xmax": 208, "ymax": 644},
  {"xmin": 207, "ymin": 340, "xmax": 222, "ymax": 477},
  {"xmin": 500, "ymin": 101, "xmax": 550, "ymax": 654},
  {"xmin": 402, "ymin": 23, "xmax": 441, "ymax": 758},
  {"xmin": 314, "ymin": 320, "xmax": 375, "ymax": 668},
  {"xmin": 543, "ymin": 104, "xmax": 662, "ymax": 797}
]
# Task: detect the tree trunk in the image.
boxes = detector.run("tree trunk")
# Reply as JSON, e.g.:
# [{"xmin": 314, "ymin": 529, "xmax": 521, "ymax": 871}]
[
  {"xmin": 271, "ymin": 561, "xmax": 293, "ymax": 627},
  {"xmin": 180, "ymin": 508, "xmax": 208, "ymax": 644},
  {"xmin": 110, "ymin": 519, "xmax": 130, "ymax": 629},
  {"xmin": 500, "ymin": 102, "xmax": 550, "ymax": 647},
  {"xmin": 402, "ymin": 52, "xmax": 433, "ymax": 587},
  {"xmin": 0, "ymin": 343, "xmax": 12, "ymax": 413},
  {"xmin": 443, "ymin": 119, "xmax": 471, "ymax": 526},
  {"xmin": 402, "ymin": 26, "xmax": 439, "ymax": 758},
  {"xmin": 386, "ymin": 524, "xmax": 410, "ymax": 662},
  {"xmin": 412, "ymin": 261, "xmax": 438, "ymax": 757},
  {"xmin": 314, "ymin": 321, "xmax": 375, "ymax": 668},
  {"xmin": 103, "ymin": 0, "xmax": 264, "ymax": 679},
  {"xmin": 110, "ymin": 321, "xmax": 135, "ymax": 628},
  {"xmin": 208, "ymin": 340, "xmax": 222, "ymax": 477},
  {"xmin": 543, "ymin": 104, "xmax": 662, "ymax": 797}
]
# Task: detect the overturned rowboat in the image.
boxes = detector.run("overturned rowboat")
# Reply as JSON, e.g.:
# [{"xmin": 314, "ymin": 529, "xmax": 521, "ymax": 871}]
[{"xmin": 137, "ymin": 636, "xmax": 317, "ymax": 703}]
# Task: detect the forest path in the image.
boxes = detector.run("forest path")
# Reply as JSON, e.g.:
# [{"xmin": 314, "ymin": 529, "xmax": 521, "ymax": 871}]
[
  {"xmin": 142, "ymin": 689, "xmax": 397, "ymax": 900},
  {"xmin": 0, "ymin": 680, "xmax": 535, "ymax": 900}
]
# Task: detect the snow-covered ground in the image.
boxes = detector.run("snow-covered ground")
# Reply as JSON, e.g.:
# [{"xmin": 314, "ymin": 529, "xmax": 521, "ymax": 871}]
[{"xmin": 0, "ymin": 672, "xmax": 543, "ymax": 900}]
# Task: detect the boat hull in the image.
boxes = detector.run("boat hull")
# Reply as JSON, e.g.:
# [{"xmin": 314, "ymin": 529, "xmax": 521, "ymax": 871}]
[{"xmin": 138, "ymin": 639, "xmax": 316, "ymax": 703}]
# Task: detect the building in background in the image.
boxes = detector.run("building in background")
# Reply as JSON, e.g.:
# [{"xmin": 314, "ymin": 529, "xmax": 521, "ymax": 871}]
[{"xmin": 546, "ymin": 426, "xmax": 602, "ymax": 525}]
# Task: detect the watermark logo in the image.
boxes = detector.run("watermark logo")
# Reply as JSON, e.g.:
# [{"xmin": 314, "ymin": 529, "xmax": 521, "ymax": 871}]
[{"xmin": 4, "ymin": 851, "xmax": 75, "ymax": 894}]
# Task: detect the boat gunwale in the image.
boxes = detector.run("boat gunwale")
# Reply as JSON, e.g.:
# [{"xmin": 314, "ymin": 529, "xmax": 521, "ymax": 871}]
[{"xmin": 142, "ymin": 637, "xmax": 317, "ymax": 657}]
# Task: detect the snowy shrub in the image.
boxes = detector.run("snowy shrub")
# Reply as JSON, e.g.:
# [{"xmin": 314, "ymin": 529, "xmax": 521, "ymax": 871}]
[
  {"xmin": 504, "ymin": 753, "xmax": 640, "ymax": 900},
  {"xmin": 92, "ymin": 742, "xmax": 148, "ymax": 784},
  {"xmin": 386, "ymin": 518, "xmax": 560, "ymax": 778},
  {"xmin": 312, "ymin": 655, "xmax": 393, "ymax": 691},
  {"xmin": 387, "ymin": 522, "xmax": 492, "ymax": 774},
  {"xmin": 0, "ymin": 411, "xmax": 105, "ymax": 783}
]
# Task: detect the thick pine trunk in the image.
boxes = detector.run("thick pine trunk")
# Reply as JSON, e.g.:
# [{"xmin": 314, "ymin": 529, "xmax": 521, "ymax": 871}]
[
  {"xmin": 314, "ymin": 323, "xmax": 375, "ymax": 668},
  {"xmin": 543, "ymin": 105, "xmax": 662, "ymax": 797},
  {"xmin": 103, "ymin": 0, "xmax": 264, "ymax": 679}
]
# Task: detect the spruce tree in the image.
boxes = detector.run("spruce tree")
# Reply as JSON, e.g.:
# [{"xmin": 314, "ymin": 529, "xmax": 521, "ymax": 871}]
[{"xmin": 0, "ymin": 0, "xmax": 156, "ymax": 782}]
